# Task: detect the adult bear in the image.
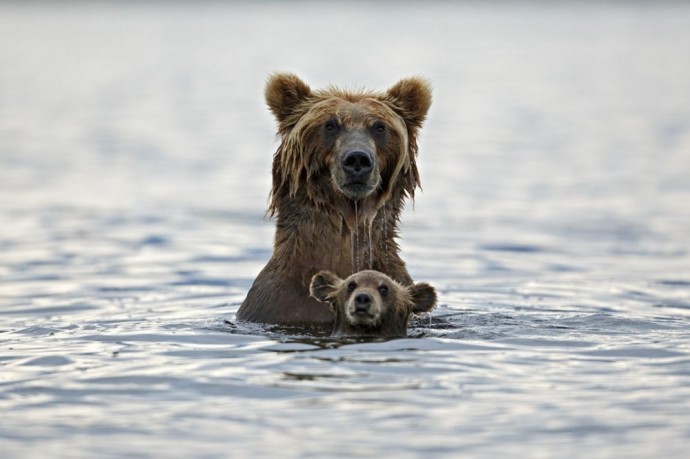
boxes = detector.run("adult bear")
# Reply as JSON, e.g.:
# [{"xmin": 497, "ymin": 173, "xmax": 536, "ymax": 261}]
[{"xmin": 237, "ymin": 73, "xmax": 432, "ymax": 329}]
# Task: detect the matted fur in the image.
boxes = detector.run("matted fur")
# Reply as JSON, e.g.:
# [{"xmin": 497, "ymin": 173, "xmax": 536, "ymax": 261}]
[
  {"xmin": 237, "ymin": 73, "xmax": 432, "ymax": 328},
  {"xmin": 268, "ymin": 89, "xmax": 423, "ymax": 217}
]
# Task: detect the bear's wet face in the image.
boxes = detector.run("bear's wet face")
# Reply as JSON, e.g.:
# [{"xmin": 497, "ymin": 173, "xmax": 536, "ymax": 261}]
[
  {"xmin": 264, "ymin": 73, "xmax": 431, "ymax": 208},
  {"xmin": 310, "ymin": 270, "xmax": 437, "ymax": 337},
  {"xmin": 341, "ymin": 275, "xmax": 390, "ymax": 329}
]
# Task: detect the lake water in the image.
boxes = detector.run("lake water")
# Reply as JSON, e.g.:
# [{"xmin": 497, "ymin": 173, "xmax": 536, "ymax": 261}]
[{"xmin": 1, "ymin": 1, "xmax": 690, "ymax": 458}]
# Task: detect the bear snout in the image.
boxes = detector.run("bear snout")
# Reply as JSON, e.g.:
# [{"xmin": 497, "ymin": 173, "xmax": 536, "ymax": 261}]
[
  {"xmin": 353, "ymin": 292, "xmax": 373, "ymax": 314},
  {"xmin": 341, "ymin": 150, "xmax": 375, "ymax": 181},
  {"xmin": 346, "ymin": 289, "xmax": 381, "ymax": 326},
  {"xmin": 332, "ymin": 129, "xmax": 380, "ymax": 200},
  {"xmin": 335, "ymin": 148, "xmax": 379, "ymax": 200}
]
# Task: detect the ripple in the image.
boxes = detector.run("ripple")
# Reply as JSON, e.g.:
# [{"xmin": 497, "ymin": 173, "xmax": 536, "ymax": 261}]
[{"xmin": 19, "ymin": 356, "xmax": 73, "ymax": 367}]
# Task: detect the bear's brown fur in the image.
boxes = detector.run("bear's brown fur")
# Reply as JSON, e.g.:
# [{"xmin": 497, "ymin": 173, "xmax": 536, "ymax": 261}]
[
  {"xmin": 236, "ymin": 73, "xmax": 432, "ymax": 329},
  {"xmin": 310, "ymin": 270, "xmax": 437, "ymax": 337}
]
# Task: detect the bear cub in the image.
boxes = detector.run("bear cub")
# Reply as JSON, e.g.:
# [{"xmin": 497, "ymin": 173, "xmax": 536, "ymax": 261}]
[{"xmin": 310, "ymin": 270, "xmax": 437, "ymax": 338}]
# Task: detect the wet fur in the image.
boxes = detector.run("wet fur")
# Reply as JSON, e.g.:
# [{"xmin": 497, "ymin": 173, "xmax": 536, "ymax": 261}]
[
  {"xmin": 237, "ymin": 73, "xmax": 432, "ymax": 328},
  {"xmin": 310, "ymin": 270, "xmax": 437, "ymax": 337}
]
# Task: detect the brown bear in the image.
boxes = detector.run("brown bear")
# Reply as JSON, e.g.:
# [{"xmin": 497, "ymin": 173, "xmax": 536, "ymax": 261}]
[
  {"xmin": 236, "ymin": 72, "xmax": 432, "ymax": 329},
  {"xmin": 309, "ymin": 270, "xmax": 437, "ymax": 337}
]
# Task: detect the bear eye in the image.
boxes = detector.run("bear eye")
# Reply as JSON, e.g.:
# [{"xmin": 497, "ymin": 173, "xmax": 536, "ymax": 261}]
[
  {"xmin": 324, "ymin": 120, "xmax": 340, "ymax": 133},
  {"xmin": 372, "ymin": 121, "xmax": 386, "ymax": 134},
  {"xmin": 378, "ymin": 285, "xmax": 389, "ymax": 296},
  {"xmin": 347, "ymin": 281, "xmax": 357, "ymax": 292}
]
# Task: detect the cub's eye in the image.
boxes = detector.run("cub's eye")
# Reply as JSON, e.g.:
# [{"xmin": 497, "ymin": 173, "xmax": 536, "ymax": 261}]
[
  {"xmin": 325, "ymin": 120, "xmax": 340, "ymax": 133},
  {"xmin": 347, "ymin": 282, "xmax": 357, "ymax": 292},
  {"xmin": 378, "ymin": 285, "xmax": 389, "ymax": 296},
  {"xmin": 372, "ymin": 121, "xmax": 386, "ymax": 134}
]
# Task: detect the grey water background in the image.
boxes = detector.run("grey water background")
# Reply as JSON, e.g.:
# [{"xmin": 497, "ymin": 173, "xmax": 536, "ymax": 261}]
[{"xmin": 1, "ymin": 1, "xmax": 690, "ymax": 457}]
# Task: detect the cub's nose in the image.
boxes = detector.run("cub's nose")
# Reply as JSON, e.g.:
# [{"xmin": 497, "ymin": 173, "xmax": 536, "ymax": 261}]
[
  {"xmin": 341, "ymin": 150, "xmax": 374, "ymax": 179},
  {"xmin": 354, "ymin": 292, "xmax": 372, "ymax": 313}
]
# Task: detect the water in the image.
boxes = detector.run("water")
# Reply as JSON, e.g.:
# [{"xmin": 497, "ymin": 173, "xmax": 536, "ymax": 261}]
[{"xmin": 2, "ymin": 2, "xmax": 690, "ymax": 457}]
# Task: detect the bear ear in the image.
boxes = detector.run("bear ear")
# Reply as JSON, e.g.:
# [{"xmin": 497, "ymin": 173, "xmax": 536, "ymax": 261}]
[
  {"xmin": 265, "ymin": 72, "xmax": 312, "ymax": 125},
  {"xmin": 409, "ymin": 282, "xmax": 437, "ymax": 315},
  {"xmin": 309, "ymin": 270, "xmax": 342, "ymax": 304},
  {"xmin": 385, "ymin": 77, "xmax": 432, "ymax": 129}
]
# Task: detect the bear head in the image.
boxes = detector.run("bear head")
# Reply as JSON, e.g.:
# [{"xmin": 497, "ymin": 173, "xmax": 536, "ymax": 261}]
[
  {"xmin": 265, "ymin": 73, "xmax": 432, "ymax": 215},
  {"xmin": 309, "ymin": 270, "xmax": 437, "ymax": 337}
]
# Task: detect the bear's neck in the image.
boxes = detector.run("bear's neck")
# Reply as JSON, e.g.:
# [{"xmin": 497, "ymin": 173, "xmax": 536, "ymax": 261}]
[{"xmin": 271, "ymin": 191, "xmax": 412, "ymax": 286}]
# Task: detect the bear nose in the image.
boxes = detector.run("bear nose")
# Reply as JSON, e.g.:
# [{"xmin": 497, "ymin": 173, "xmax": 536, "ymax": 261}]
[
  {"xmin": 354, "ymin": 292, "xmax": 372, "ymax": 313},
  {"xmin": 341, "ymin": 150, "xmax": 374, "ymax": 179}
]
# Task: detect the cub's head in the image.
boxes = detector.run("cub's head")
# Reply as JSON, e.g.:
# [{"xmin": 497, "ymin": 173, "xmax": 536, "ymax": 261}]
[
  {"xmin": 265, "ymin": 73, "xmax": 432, "ymax": 212},
  {"xmin": 309, "ymin": 270, "xmax": 437, "ymax": 338}
]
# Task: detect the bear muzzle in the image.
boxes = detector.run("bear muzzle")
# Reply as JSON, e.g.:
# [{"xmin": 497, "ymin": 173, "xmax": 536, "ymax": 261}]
[
  {"xmin": 331, "ymin": 129, "xmax": 381, "ymax": 201},
  {"xmin": 346, "ymin": 290, "xmax": 381, "ymax": 326},
  {"xmin": 337, "ymin": 149, "xmax": 380, "ymax": 200},
  {"xmin": 341, "ymin": 150, "xmax": 374, "ymax": 179}
]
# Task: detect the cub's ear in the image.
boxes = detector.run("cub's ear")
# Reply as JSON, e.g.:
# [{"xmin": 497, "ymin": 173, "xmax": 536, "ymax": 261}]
[
  {"xmin": 309, "ymin": 271, "xmax": 342, "ymax": 304},
  {"xmin": 385, "ymin": 77, "xmax": 432, "ymax": 129},
  {"xmin": 265, "ymin": 72, "xmax": 312, "ymax": 125},
  {"xmin": 409, "ymin": 282, "xmax": 437, "ymax": 315}
]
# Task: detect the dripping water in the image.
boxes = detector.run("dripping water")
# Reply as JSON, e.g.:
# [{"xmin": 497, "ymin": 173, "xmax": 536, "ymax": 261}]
[
  {"xmin": 367, "ymin": 217, "xmax": 374, "ymax": 270},
  {"xmin": 352, "ymin": 202, "xmax": 381, "ymax": 272},
  {"xmin": 380, "ymin": 204, "xmax": 390, "ymax": 271},
  {"xmin": 351, "ymin": 200, "xmax": 360, "ymax": 273}
]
